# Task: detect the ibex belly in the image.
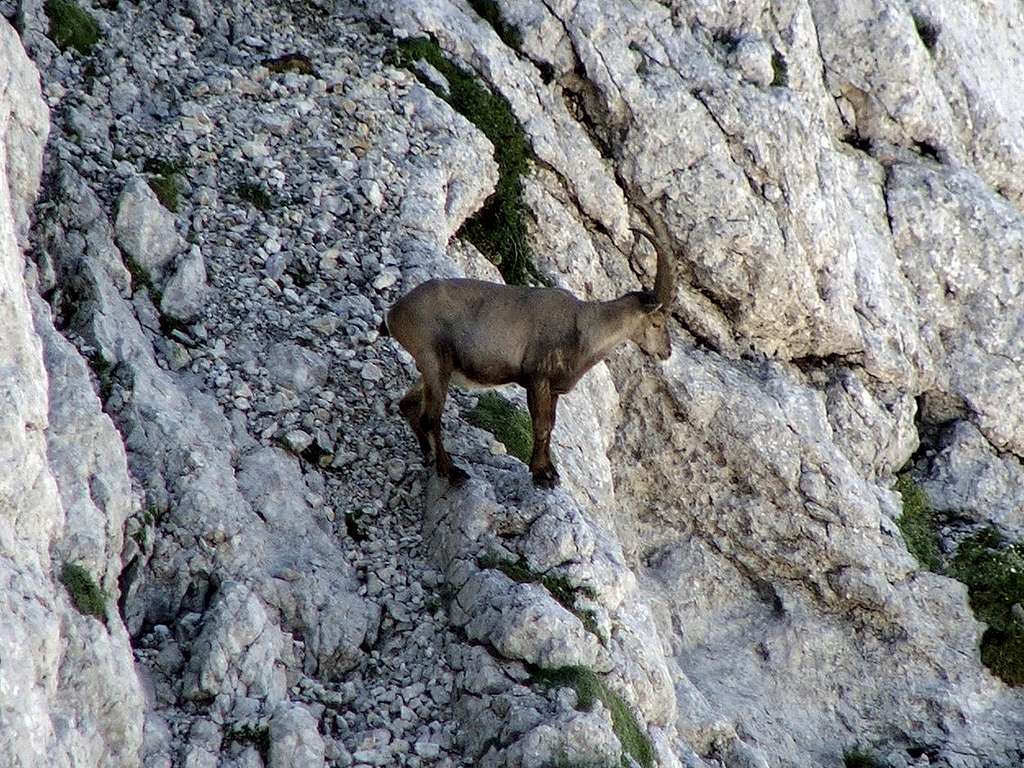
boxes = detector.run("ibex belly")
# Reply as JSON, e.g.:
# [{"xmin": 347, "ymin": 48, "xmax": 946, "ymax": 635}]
[
  {"xmin": 449, "ymin": 334, "xmax": 523, "ymax": 389},
  {"xmin": 450, "ymin": 370, "xmax": 492, "ymax": 390}
]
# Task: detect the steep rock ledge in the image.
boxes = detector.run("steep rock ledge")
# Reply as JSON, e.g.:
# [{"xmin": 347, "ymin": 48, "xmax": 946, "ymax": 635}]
[
  {"xmin": 1, "ymin": 17, "xmax": 143, "ymax": 767},
  {"xmin": 4, "ymin": 0, "xmax": 1023, "ymax": 766},
  {"xmin": 368, "ymin": 0, "xmax": 1024, "ymax": 765}
]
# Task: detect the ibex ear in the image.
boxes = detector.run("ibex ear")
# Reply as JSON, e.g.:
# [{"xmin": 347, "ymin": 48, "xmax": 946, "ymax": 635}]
[{"xmin": 639, "ymin": 291, "xmax": 662, "ymax": 312}]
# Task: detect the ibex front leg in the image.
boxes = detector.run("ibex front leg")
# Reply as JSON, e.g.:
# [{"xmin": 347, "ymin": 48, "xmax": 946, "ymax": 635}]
[{"xmin": 527, "ymin": 382, "xmax": 559, "ymax": 488}]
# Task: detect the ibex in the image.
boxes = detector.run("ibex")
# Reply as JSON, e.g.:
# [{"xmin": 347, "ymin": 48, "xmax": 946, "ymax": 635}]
[{"xmin": 382, "ymin": 214, "xmax": 676, "ymax": 488}]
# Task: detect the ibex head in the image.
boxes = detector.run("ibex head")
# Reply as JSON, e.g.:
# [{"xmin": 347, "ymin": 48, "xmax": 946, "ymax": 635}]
[
  {"xmin": 630, "ymin": 211, "xmax": 677, "ymax": 360},
  {"xmin": 629, "ymin": 295, "xmax": 672, "ymax": 360}
]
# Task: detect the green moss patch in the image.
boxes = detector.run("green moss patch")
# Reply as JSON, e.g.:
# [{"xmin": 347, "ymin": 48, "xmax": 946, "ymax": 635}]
[
  {"xmin": 478, "ymin": 553, "xmax": 599, "ymax": 635},
  {"xmin": 264, "ymin": 52, "xmax": 317, "ymax": 76},
  {"xmin": 143, "ymin": 157, "xmax": 186, "ymax": 212},
  {"xmin": 467, "ymin": 391, "xmax": 533, "ymax": 463},
  {"xmin": 121, "ymin": 252, "xmax": 160, "ymax": 299},
  {"xmin": 45, "ymin": 0, "xmax": 102, "ymax": 54},
  {"xmin": 88, "ymin": 353, "xmax": 120, "ymax": 400},
  {"xmin": 60, "ymin": 562, "xmax": 107, "ymax": 619},
  {"xmin": 532, "ymin": 666, "xmax": 654, "ymax": 768},
  {"xmin": 950, "ymin": 529, "xmax": 1024, "ymax": 686},
  {"xmin": 394, "ymin": 38, "xmax": 537, "ymax": 285},
  {"xmin": 235, "ymin": 181, "xmax": 273, "ymax": 211},
  {"xmin": 894, "ymin": 473, "xmax": 942, "ymax": 572},
  {"xmin": 843, "ymin": 746, "xmax": 886, "ymax": 768},
  {"xmin": 770, "ymin": 49, "xmax": 788, "ymax": 87},
  {"xmin": 148, "ymin": 174, "xmax": 181, "ymax": 212},
  {"xmin": 225, "ymin": 722, "xmax": 271, "ymax": 762}
]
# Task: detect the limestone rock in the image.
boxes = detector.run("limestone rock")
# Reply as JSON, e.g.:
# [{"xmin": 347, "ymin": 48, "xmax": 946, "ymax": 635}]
[
  {"xmin": 268, "ymin": 704, "xmax": 325, "ymax": 768},
  {"xmin": 115, "ymin": 176, "xmax": 180, "ymax": 283},
  {"xmin": 887, "ymin": 162, "xmax": 1024, "ymax": 455},
  {"xmin": 812, "ymin": 0, "xmax": 1024, "ymax": 206},
  {"xmin": 392, "ymin": 2, "xmax": 633, "ymax": 244},
  {"xmin": 503, "ymin": 708, "xmax": 621, "ymax": 768},
  {"xmin": 728, "ymin": 37, "xmax": 775, "ymax": 87},
  {"xmin": 11, "ymin": 0, "xmax": 1024, "ymax": 766},
  {"xmin": 824, "ymin": 368, "xmax": 918, "ymax": 480},
  {"xmin": 920, "ymin": 421, "xmax": 1024, "ymax": 539},
  {"xmin": 183, "ymin": 582, "xmax": 287, "ymax": 703},
  {"xmin": 40, "ymin": 165, "xmax": 133, "ymax": 296},
  {"xmin": 0, "ymin": 18, "xmax": 143, "ymax": 768},
  {"xmin": 1, "ymin": 19, "xmax": 48, "ymax": 247},
  {"xmin": 160, "ymin": 246, "xmax": 208, "ymax": 323},
  {"xmin": 452, "ymin": 571, "xmax": 603, "ymax": 670},
  {"xmin": 266, "ymin": 342, "xmax": 328, "ymax": 394}
]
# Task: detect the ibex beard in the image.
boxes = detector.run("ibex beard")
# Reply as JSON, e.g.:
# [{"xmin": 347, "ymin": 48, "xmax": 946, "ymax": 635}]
[{"xmin": 383, "ymin": 223, "xmax": 675, "ymax": 489}]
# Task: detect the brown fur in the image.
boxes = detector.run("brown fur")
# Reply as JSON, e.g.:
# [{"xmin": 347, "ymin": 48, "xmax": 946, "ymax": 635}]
[{"xmin": 385, "ymin": 229, "xmax": 675, "ymax": 488}]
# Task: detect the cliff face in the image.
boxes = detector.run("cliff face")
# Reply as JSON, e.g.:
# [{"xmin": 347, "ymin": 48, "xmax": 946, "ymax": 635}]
[
  {"xmin": 1, "ymin": 17, "xmax": 143, "ymax": 767},
  {"xmin": 1, "ymin": 0, "xmax": 1022, "ymax": 767}
]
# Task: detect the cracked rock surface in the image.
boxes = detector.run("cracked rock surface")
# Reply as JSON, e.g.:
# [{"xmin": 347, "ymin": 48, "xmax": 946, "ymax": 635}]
[{"xmin": 2, "ymin": 0, "xmax": 1023, "ymax": 766}]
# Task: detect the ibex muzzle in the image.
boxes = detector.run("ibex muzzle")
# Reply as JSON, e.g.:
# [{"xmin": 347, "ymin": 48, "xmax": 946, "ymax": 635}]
[{"xmin": 383, "ymin": 218, "xmax": 675, "ymax": 488}]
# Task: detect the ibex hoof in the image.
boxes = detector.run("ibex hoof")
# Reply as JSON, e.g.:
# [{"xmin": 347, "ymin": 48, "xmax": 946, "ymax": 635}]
[
  {"xmin": 531, "ymin": 467, "xmax": 560, "ymax": 489},
  {"xmin": 447, "ymin": 464, "xmax": 470, "ymax": 486}
]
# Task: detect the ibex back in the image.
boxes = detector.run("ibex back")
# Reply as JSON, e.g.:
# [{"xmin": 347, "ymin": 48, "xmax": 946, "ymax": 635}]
[{"xmin": 383, "ymin": 220, "xmax": 675, "ymax": 488}]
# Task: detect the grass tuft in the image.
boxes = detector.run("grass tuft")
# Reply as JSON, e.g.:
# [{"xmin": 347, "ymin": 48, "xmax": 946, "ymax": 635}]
[
  {"xmin": 894, "ymin": 473, "xmax": 942, "ymax": 572},
  {"xmin": 45, "ymin": 0, "xmax": 102, "ymax": 54},
  {"xmin": 770, "ymin": 49, "xmax": 788, "ymax": 87},
  {"xmin": 532, "ymin": 666, "xmax": 654, "ymax": 768},
  {"xmin": 225, "ymin": 722, "xmax": 271, "ymax": 762},
  {"xmin": 843, "ymin": 745, "xmax": 886, "ymax": 768},
  {"xmin": 264, "ymin": 52, "xmax": 317, "ymax": 76},
  {"xmin": 143, "ymin": 157, "xmax": 186, "ymax": 212},
  {"xmin": 60, "ymin": 562, "xmax": 107, "ymax": 619},
  {"xmin": 394, "ymin": 37, "xmax": 538, "ymax": 285},
  {"xmin": 467, "ymin": 391, "xmax": 533, "ymax": 463},
  {"xmin": 478, "ymin": 553, "xmax": 598, "ymax": 623},
  {"xmin": 148, "ymin": 174, "xmax": 181, "ymax": 212},
  {"xmin": 235, "ymin": 181, "xmax": 273, "ymax": 211},
  {"xmin": 950, "ymin": 529, "xmax": 1024, "ymax": 686}
]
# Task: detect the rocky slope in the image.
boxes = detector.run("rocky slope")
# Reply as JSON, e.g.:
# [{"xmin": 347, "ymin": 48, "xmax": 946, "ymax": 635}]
[{"xmin": 1, "ymin": 0, "xmax": 1022, "ymax": 767}]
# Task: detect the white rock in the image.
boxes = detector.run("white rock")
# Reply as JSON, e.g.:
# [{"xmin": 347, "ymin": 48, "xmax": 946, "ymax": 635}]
[
  {"xmin": 920, "ymin": 421, "xmax": 1024, "ymax": 539},
  {"xmin": 160, "ymin": 246, "xmax": 208, "ymax": 322},
  {"xmin": 266, "ymin": 342, "xmax": 328, "ymax": 394},
  {"xmin": 360, "ymin": 362, "xmax": 383, "ymax": 382},
  {"xmin": 115, "ymin": 176, "xmax": 180, "ymax": 281},
  {"xmin": 268, "ymin": 703, "xmax": 325, "ymax": 768},
  {"xmin": 182, "ymin": 582, "xmax": 287, "ymax": 702},
  {"xmin": 0, "ymin": 21, "xmax": 144, "ymax": 768},
  {"xmin": 452, "ymin": 572, "xmax": 602, "ymax": 670},
  {"xmin": 728, "ymin": 37, "xmax": 776, "ymax": 87},
  {"xmin": 413, "ymin": 740, "xmax": 440, "ymax": 758},
  {"xmin": 282, "ymin": 429, "xmax": 313, "ymax": 454},
  {"xmin": 371, "ymin": 270, "xmax": 398, "ymax": 290}
]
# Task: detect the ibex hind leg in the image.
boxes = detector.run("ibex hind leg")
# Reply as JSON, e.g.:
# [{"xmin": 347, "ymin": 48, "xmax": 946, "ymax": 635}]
[
  {"xmin": 398, "ymin": 382, "xmax": 431, "ymax": 456},
  {"xmin": 419, "ymin": 364, "xmax": 468, "ymax": 485}
]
